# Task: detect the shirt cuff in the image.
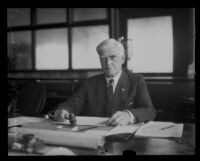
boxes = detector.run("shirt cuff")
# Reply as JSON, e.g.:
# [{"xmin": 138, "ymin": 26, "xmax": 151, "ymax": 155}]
[{"xmin": 124, "ymin": 110, "xmax": 136, "ymax": 124}]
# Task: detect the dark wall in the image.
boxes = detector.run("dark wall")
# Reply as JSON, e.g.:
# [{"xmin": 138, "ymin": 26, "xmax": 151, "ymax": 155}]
[{"xmin": 147, "ymin": 79, "xmax": 195, "ymax": 123}]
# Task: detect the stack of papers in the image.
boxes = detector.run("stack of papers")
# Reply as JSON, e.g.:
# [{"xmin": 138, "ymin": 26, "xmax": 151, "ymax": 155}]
[{"xmin": 135, "ymin": 121, "xmax": 184, "ymax": 138}]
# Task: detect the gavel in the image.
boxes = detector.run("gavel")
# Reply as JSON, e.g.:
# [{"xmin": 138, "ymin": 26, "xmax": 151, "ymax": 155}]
[
  {"xmin": 68, "ymin": 113, "xmax": 77, "ymax": 126},
  {"xmin": 45, "ymin": 111, "xmax": 77, "ymax": 126}
]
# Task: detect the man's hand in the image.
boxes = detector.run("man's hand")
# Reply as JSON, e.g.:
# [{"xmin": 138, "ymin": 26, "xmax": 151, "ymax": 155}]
[
  {"xmin": 107, "ymin": 111, "xmax": 131, "ymax": 126},
  {"xmin": 54, "ymin": 109, "xmax": 69, "ymax": 122}
]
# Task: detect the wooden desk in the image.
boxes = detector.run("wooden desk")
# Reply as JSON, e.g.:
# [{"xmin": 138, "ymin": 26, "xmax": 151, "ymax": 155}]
[
  {"xmin": 117, "ymin": 123, "xmax": 195, "ymax": 155},
  {"xmin": 8, "ymin": 123, "xmax": 195, "ymax": 155}
]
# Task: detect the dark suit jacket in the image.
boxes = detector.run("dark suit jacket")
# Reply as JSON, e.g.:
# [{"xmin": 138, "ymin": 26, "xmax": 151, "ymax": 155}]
[{"xmin": 58, "ymin": 70, "xmax": 156, "ymax": 122}]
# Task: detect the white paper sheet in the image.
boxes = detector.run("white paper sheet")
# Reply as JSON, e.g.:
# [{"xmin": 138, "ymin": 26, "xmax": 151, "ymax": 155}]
[
  {"xmin": 8, "ymin": 116, "xmax": 46, "ymax": 128},
  {"xmin": 8, "ymin": 116, "xmax": 144, "ymax": 150},
  {"xmin": 44, "ymin": 147, "xmax": 76, "ymax": 156},
  {"xmin": 12, "ymin": 127, "xmax": 106, "ymax": 149},
  {"xmin": 135, "ymin": 121, "xmax": 184, "ymax": 138},
  {"xmin": 105, "ymin": 123, "xmax": 143, "ymax": 136}
]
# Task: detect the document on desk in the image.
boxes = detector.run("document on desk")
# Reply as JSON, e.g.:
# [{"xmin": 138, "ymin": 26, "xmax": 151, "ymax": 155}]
[
  {"xmin": 53, "ymin": 116, "xmax": 109, "ymax": 126},
  {"xmin": 135, "ymin": 121, "xmax": 184, "ymax": 138},
  {"xmin": 9, "ymin": 116, "xmax": 108, "ymax": 150},
  {"xmin": 10, "ymin": 116, "xmax": 143, "ymax": 150},
  {"xmin": 44, "ymin": 147, "xmax": 77, "ymax": 156},
  {"xmin": 53, "ymin": 116, "xmax": 143, "ymax": 136},
  {"xmin": 8, "ymin": 116, "xmax": 46, "ymax": 128},
  {"xmin": 105, "ymin": 123, "xmax": 143, "ymax": 136}
]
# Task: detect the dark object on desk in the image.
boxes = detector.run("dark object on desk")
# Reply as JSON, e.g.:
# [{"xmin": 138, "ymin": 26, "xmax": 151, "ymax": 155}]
[
  {"xmin": 75, "ymin": 125, "xmax": 99, "ymax": 132},
  {"xmin": 10, "ymin": 134, "xmax": 45, "ymax": 154},
  {"xmin": 17, "ymin": 82, "xmax": 46, "ymax": 116},
  {"xmin": 123, "ymin": 150, "xmax": 136, "ymax": 156},
  {"xmin": 69, "ymin": 113, "xmax": 77, "ymax": 126},
  {"xmin": 21, "ymin": 134, "xmax": 45, "ymax": 153},
  {"xmin": 159, "ymin": 125, "xmax": 174, "ymax": 130},
  {"xmin": 46, "ymin": 110, "xmax": 56, "ymax": 120}
]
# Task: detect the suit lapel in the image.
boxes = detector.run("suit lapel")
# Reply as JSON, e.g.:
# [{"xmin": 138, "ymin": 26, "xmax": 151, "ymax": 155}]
[
  {"xmin": 98, "ymin": 71, "xmax": 131, "ymax": 116},
  {"xmin": 113, "ymin": 71, "xmax": 131, "ymax": 108},
  {"xmin": 96, "ymin": 75, "xmax": 108, "ymax": 115},
  {"xmin": 97, "ymin": 74, "xmax": 107, "ymax": 100}
]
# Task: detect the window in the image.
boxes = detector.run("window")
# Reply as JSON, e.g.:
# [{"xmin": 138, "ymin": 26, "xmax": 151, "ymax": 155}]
[
  {"xmin": 72, "ymin": 8, "xmax": 107, "ymax": 22},
  {"xmin": 7, "ymin": 31, "xmax": 32, "ymax": 70},
  {"xmin": 71, "ymin": 8, "xmax": 109, "ymax": 69},
  {"xmin": 127, "ymin": 16, "xmax": 173, "ymax": 73},
  {"xmin": 119, "ymin": 8, "xmax": 194, "ymax": 77},
  {"xmin": 7, "ymin": 8, "xmax": 109, "ymax": 71},
  {"xmin": 36, "ymin": 28, "xmax": 69, "ymax": 70},
  {"xmin": 7, "ymin": 8, "xmax": 31, "ymax": 27},
  {"xmin": 72, "ymin": 25, "xmax": 109, "ymax": 69},
  {"xmin": 36, "ymin": 8, "xmax": 67, "ymax": 25}
]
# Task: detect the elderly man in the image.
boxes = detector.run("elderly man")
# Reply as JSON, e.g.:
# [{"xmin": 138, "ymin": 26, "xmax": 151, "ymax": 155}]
[{"xmin": 54, "ymin": 38, "xmax": 156, "ymax": 126}]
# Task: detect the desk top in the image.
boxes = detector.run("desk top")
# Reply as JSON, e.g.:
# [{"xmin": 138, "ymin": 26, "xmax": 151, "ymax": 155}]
[
  {"xmin": 125, "ymin": 123, "xmax": 195, "ymax": 155},
  {"xmin": 8, "ymin": 121, "xmax": 195, "ymax": 155}
]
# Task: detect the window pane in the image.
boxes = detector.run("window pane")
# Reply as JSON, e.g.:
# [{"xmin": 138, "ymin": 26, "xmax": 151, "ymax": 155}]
[
  {"xmin": 36, "ymin": 8, "xmax": 67, "ymax": 25},
  {"xmin": 7, "ymin": 31, "xmax": 32, "ymax": 70},
  {"xmin": 7, "ymin": 8, "xmax": 30, "ymax": 27},
  {"xmin": 36, "ymin": 28, "xmax": 68, "ymax": 70},
  {"xmin": 72, "ymin": 25, "xmax": 109, "ymax": 69},
  {"xmin": 127, "ymin": 16, "xmax": 173, "ymax": 73},
  {"xmin": 73, "ymin": 8, "xmax": 107, "ymax": 22}
]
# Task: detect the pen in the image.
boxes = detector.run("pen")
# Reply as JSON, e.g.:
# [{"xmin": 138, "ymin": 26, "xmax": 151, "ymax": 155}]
[
  {"xmin": 159, "ymin": 125, "xmax": 174, "ymax": 130},
  {"xmin": 76, "ymin": 126, "xmax": 99, "ymax": 132}
]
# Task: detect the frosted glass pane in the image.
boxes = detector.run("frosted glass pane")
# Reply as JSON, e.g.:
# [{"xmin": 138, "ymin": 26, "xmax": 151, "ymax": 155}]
[
  {"xmin": 73, "ymin": 8, "xmax": 107, "ymax": 22},
  {"xmin": 72, "ymin": 25, "xmax": 109, "ymax": 69},
  {"xmin": 7, "ymin": 31, "xmax": 32, "ymax": 70},
  {"xmin": 127, "ymin": 16, "xmax": 173, "ymax": 73},
  {"xmin": 36, "ymin": 28, "xmax": 69, "ymax": 70},
  {"xmin": 36, "ymin": 8, "xmax": 67, "ymax": 24},
  {"xmin": 7, "ymin": 8, "xmax": 30, "ymax": 27}
]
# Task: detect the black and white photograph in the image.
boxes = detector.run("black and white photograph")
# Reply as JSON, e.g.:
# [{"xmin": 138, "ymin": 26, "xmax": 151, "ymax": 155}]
[{"xmin": 7, "ymin": 8, "xmax": 195, "ymax": 156}]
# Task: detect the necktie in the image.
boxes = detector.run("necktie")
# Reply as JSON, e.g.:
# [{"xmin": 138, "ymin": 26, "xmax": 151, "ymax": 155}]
[
  {"xmin": 105, "ymin": 79, "xmax": 114, "ymax": 116},
  {"xmin": 108, "ymin": 79, "xmax": 114, "ymax": 93}
]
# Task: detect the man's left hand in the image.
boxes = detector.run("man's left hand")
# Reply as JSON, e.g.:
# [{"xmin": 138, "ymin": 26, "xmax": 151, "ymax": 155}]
[{"xmin": 107, "ymin": 111, "xmax": 131, "ymax": 126}]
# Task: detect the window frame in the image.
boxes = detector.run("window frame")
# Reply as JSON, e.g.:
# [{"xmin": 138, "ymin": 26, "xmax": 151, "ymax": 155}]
[
  {"xmin": 118, "ymin": 8, "xmax": 194, "ymax": 78},
  {"xmin": 7, "ymin": 8, "xmax": 111, "ymax": 73}
]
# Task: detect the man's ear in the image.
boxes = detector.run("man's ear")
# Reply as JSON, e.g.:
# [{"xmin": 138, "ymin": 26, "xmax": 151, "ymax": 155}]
[{"xmin": 121, "ymin": 55, "xmax": 126, "ymax": 64}]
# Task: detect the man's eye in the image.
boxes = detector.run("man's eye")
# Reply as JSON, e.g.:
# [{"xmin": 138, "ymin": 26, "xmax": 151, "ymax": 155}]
[{"xmin": 110, "ymin": 56, "xmax": 117, "ymax": 60}]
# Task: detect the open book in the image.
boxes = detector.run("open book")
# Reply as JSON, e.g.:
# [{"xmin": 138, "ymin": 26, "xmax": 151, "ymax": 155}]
[{"xmin": 135, "ymin": 121, "xmax": 184, "ymax": 138}]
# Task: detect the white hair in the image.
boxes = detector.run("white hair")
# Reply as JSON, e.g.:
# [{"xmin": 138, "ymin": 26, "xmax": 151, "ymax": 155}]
[{"xmin": 96, "ymin": 38, "xmax": 125, "ymax": 57}]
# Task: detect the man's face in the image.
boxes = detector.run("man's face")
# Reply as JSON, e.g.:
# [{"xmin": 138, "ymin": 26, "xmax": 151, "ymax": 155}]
[{"xmin": 99, "ymin": 50, "xmax": 125, "ymax": 77}]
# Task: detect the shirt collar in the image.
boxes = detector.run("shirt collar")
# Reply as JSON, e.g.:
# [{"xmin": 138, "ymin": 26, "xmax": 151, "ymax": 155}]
[{"xmin": 105, "ymin": 70, "xmax": 122, "ymax": 87}]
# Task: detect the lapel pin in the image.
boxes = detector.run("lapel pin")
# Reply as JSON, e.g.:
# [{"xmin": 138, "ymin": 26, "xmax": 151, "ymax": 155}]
[{"xmin": 122, "ymin": 88, "xmax": 125, "ymax": 92}]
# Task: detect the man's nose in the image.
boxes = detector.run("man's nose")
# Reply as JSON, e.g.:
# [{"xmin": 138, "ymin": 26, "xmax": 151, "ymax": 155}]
[{"xmin": 105, "ymin": 57, "xmax": 112, "ymax": 66}]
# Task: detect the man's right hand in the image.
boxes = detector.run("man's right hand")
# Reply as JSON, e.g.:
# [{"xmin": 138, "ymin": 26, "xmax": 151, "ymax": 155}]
[{"xmin": 54, "ymin": 109, "xmax": 69, "ymax": 122}]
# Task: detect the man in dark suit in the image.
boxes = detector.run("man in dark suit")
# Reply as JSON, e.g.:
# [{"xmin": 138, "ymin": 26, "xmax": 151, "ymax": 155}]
[{"xmin": 54, "ymin": 39, "xmax": 156, "ymax": 126}]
